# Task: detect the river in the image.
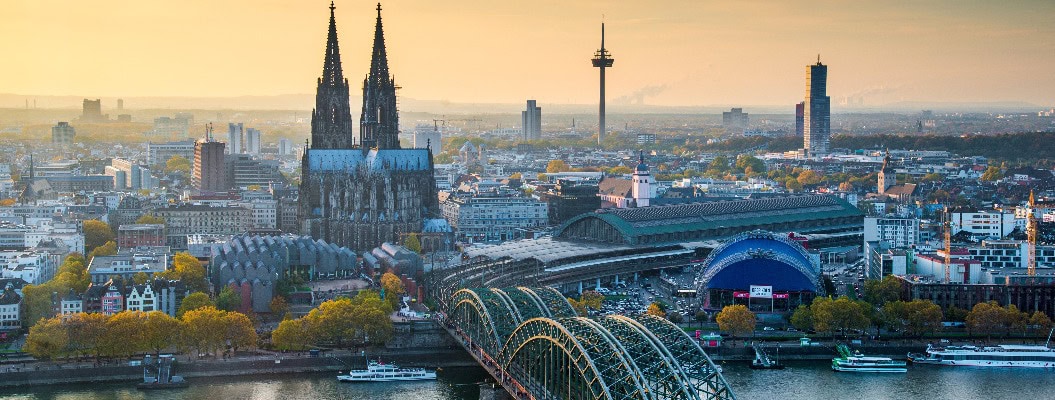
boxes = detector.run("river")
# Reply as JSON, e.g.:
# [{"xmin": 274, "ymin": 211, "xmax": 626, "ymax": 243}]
[{"xmin": 1, "ymin": 362, "xmax": 1053, "ymax": 399}]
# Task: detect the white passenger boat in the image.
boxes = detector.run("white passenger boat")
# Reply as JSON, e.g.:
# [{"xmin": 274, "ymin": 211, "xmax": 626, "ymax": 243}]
[
  {"xmin": 337, "ymin": 360, "xmax": 437, "ymax": 382},
  {"xmin": 908, "ymin": 344, "xmax": 1055, "ymax": 368},
  {"xmin": 832, "ymin": 355, "xmax": 908, "ymax": 373}
]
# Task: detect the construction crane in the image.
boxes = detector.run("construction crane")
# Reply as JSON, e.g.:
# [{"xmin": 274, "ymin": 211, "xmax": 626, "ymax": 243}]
[
  {"xmin": 944, "ymin": 206, "xmax": 952, "ymax": 284},
  {"xmin": 1028, "ymin": 190, "xmax": 1037, "ymax": 278}
]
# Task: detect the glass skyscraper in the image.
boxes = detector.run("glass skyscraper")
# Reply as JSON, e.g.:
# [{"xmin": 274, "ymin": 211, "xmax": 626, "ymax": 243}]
[{"xmin": 803, "ymin": 58, "xmax": 830, "ymax": 157}]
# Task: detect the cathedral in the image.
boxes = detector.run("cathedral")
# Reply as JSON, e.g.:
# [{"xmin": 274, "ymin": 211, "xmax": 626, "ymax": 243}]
[{"xmin": 299, "ymin": 3, "xmax": 439, "ymax": 253}]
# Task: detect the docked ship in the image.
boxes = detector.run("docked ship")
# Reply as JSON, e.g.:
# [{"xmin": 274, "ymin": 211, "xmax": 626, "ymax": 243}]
[
  {"xmin": 832, "ymin": 344, "xmax": 907, "ymax": 373},
  {"xmin": 337, "ymin": 360, "xmax": 437, "ymax": 382},
  {"xmin": 832, "ymin": 355, "xmax": 909, "ymax": 372},
  {"xmin": 908, "ymin": 344, "xmax": 1055, "ymax": 368}
]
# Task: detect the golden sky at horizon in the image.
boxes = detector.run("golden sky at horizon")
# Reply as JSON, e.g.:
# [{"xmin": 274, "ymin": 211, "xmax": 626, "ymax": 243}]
[{"xmin": 2, "ymin": 0, "xmax": 1053, "ymax": 107}]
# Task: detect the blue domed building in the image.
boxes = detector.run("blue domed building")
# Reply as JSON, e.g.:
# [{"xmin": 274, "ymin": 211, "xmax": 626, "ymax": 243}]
[{"xmin": 695, "ymin": 230, "xmax": 823, "ymax": 312}]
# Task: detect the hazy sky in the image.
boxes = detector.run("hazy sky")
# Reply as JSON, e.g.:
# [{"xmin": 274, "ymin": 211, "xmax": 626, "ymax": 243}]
[{"xmin": 2, "ymin": 0, "xmax": 1054, "ymax": 107}]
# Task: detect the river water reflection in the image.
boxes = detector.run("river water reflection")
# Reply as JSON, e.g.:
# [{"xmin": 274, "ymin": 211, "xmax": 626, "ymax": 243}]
[{"xmin": 2, "ymin": 361, "xmax": 1054, "ymax": 399}]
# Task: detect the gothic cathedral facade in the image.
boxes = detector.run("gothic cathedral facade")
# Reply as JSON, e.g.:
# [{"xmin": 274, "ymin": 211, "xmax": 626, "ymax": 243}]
[{"xmin": 299, "ymin": 3, "xmax": 439, "ymax": 253}]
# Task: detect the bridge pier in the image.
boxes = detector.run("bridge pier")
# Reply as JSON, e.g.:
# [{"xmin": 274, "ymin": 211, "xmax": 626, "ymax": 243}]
[
  {"xmin": 595, "ymin": 278, "xmax": 602, "ymax": 290},
  {"xmin": 578, "ymin": 281, "xmax": 583, "ymax": 295}
]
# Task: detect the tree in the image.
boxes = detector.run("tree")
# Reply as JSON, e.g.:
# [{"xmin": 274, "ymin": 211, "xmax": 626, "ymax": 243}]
[
  {"xmin": 160, "ymin": 252, "xmax": 208, "ymax": 293},
  {"xmin": 64, "ymin": 312, "xmax": 107, "ymax": 359},
  {"xmin": 790, "ymin": 304, "xmax": 813, "ymax": 331},
  {"xmin": 694, "ymin": 311, "xmax": 709, "ymax": 326},
  {"xmin": 546, "ymin": 159, "xmax": 570, "ymax": 173},
  {"xmin": 646, "ymin": 302, "xmax": 666, "ymax": 318},
  {"xmin": 580, "ymin": 291, "xmax": 605, "ymax": 311},
  {"xmin": 785, "ymin": 178, "xmax": 803, "ymax": 192},
  {"xmin": 735, "ymin": 155, "xmax": 766, "ymax": 175},
  {"xmin": 884, "ymin": 300, "xmax": 943, "ymax": 338},
  {"xmin": 269, "ymin": 296, "xmax": 290, "ymax": 318},
  {"xmin": 135, "ymin": 214, "xmax": 165, "ymax": 225},
  {"xmin": 716, "ymin": 305, "xmax": 756, "ymax": 339},
  {"xmin": 83, "ymin": 220, "xmax": 115, "ymax": 254},
  {"xmin": 223, "ymin": 312, "xmax": 258, "ymax": 352},
  {"xmin": 607, "ymin": 166, "xmax": 632, "ymax": 175},
  {"xmin": 133, "ymin": 271, "xmax": 151, "ymax": 285},
  {"xmin": 23, "ymin": 316, "xmax": 68, "ymax": 360},
  {"xmin": 272, "ymin": 318, "xmax": 313, "ymax": 350},
  {"xmin": 216, "ymin": 286, "xmax": 242, "ymax": 312},
  {"xmin": 380, "ymin": 272, "xmax": 406, "ymax": 310},
  {"xmin": 922, "ymin": 173, "xmax": 944, "ymax": 183},
  {"xmin": 508, "ymin": 172, "xmax": 523, "ymax": 180},
  {"xmin": 668, "ymin": 312, "xmax": 684, "ymax": 324},
  {"xmin": 980, "ymin": 166, "xmax": 1003, "ymax": 181},
  {"xmin": 142, "ymin": 311, "xmax": 180, "ymax": 355},
  {"xmin": 180, "ymin": 306, "xmax": 227, "ymax": 357},
  {"xmin": 103, "ymin": 311, "xmax": 147, "ymax": 357},
  {"xmin": 165, "ymin": 155, "xmax": 191, "ymax": 176},
  {"xmin": 403, "ymin": 233, "xmax": 422, "ymax": 254},
  {"xmin": 838, "ymin": 181, "xmax": 854, "ymax": 192},
  {"xmin": 966, "ymin": 301, "xmax": 1006, "ymax": 341},
  {"xmin": 568, "ymin": 298, "xmax": 587, "ymax": 317},
  {"xmin": 1029, "ymin": 311, "xmax": 1053, "ymax": 337},
  {"xmin": 87, "ymin": 240, "xmax": 117, "ymax": 261},
  {"xmin": 945, "ymin": 306, "xmax": 968, "ymax": 322},
  {"xmin": 797, "ymin": 170, "xmax": 823, "ymax": 186},
  {"xmin": 863, "ymin": 276, "xmax": 902, "ymax": 307},
  {"xmin": 177, "ymin": 292, "xmax": 214, "ymax": 318}
]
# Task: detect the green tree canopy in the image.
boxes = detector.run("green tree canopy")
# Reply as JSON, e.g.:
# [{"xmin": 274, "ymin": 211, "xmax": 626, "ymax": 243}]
[
  {"xmin": 177, "ymin": 292, "xmax": 214, "ymax": 318},
  {"xmin": 165, "ymin": 155, "xmax": 191, "ymax": 176},
  {"xmin": 216, "ymin": 285, "xmax": 242, "ymax": 312},
  {"xmin": 546, "ymin": 159, "xmax": 570, "ymax": 173},
  {"xmin": 83, "ymin": 220, "xmax": 114, "ymax": 254}
]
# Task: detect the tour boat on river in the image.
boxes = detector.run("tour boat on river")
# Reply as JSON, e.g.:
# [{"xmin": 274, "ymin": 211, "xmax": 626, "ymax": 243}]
[
  {"xmin": 337, "ymin": 360, "xmax": 437, "ymax": 382},
  {"xmin": 908, "ymin": 344, "xmax": 1055, "ymax": 368},
  {"xmin": 832, "ymin": 355, "xmax": 908, "ymax": 372}
]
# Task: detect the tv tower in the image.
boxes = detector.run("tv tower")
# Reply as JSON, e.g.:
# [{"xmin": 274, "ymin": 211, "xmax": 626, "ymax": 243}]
[{"xmin": 591, "ymin": 23, "xmax": 614, "ymax": 146}]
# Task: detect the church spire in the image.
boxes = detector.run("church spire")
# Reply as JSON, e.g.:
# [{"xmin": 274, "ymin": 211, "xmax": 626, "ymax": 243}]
[
  {"xmin": 322, "ymin": 1, "xmax": 345, "ymax": 86},
  {"xmin": 310, "ymin": 1, "xmax": 355, "ymax": 150},
  {"xmin": 360, "ymin": 2, "xmax": 400, "ymax": 149},
  {"xmin": 369, "ymin": 3, "xmax": 390, "ymax": 85}
]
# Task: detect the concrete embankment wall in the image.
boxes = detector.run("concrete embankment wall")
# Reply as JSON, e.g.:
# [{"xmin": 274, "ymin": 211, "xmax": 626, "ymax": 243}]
[
  {"xmin": 0, "ymin": 320, "xmax": 475, "ymax": 389},
  {"xmin": 707, "ymin": 343, "xmax": 925, "ymax": 361}
]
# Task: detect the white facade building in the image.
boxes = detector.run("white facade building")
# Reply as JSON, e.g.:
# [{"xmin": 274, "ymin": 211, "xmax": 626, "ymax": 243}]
[
  {"xmin": 863, "ymin": 217, "xmax": 919, "ymax": 249},
  {"xmin": 441, "ymin": 196, "xmax": 548, "ymax": 243},
  {"xmin": 951, "ymin": 211, "xmax": 1018, "ymax": 240}
]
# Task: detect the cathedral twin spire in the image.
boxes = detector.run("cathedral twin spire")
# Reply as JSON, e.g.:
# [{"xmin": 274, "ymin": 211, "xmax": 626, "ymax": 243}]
[{"xmin": 310, "ymin": 2, "xmax": 400, "ymax": 150}]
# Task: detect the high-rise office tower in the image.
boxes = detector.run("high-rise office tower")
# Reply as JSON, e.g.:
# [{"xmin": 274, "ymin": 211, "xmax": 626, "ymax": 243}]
[
  {"xmin": 521, "ymin": 100, "xmax": 541, "ymax": 141},
  {"xmin": 246, "ymin": 128, "xmax": 261, "ymax": 155},
  {"xmin": 228, "ymin": 123, "xmax": 244, "ymax": 154},
  {"xmin": 795, "ymin": 102, "xmax": 805, "ymax": 138},
  {"xmin": 278, "ymin": 138, "xmax": 292, "ymax": 155},
  {"xmin": 591, "ymin": 23, "xmax": 614, "ymax": 146},
  {"xmin": 803, "ymin": 56, "xmax": 830, "ymax": 157},
  {"xmin": 193, "ymin": 136, "xmax": 226, "ymax": 192}
]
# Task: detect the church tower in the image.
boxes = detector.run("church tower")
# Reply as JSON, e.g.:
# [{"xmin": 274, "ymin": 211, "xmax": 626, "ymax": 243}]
[
  {"xmin": 631, "ymin": 151, "xmax": 654, "ymax": 207},
  {"xmin": 359, "ymin": 3, "xmax": 401, "ymax": 150},
  {"xmin": 310, "ymin": 2, "xmax": 355, "ymax": 150},
  {"xmin": 878, "ymin": 150, "xmax": 895, "ymax": 194}
]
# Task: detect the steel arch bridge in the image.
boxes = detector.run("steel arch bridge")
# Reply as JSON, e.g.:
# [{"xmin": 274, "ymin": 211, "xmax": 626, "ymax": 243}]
[{"xmin": 446, "ymin": 287, "xmax": 735, "ymax": 400}]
